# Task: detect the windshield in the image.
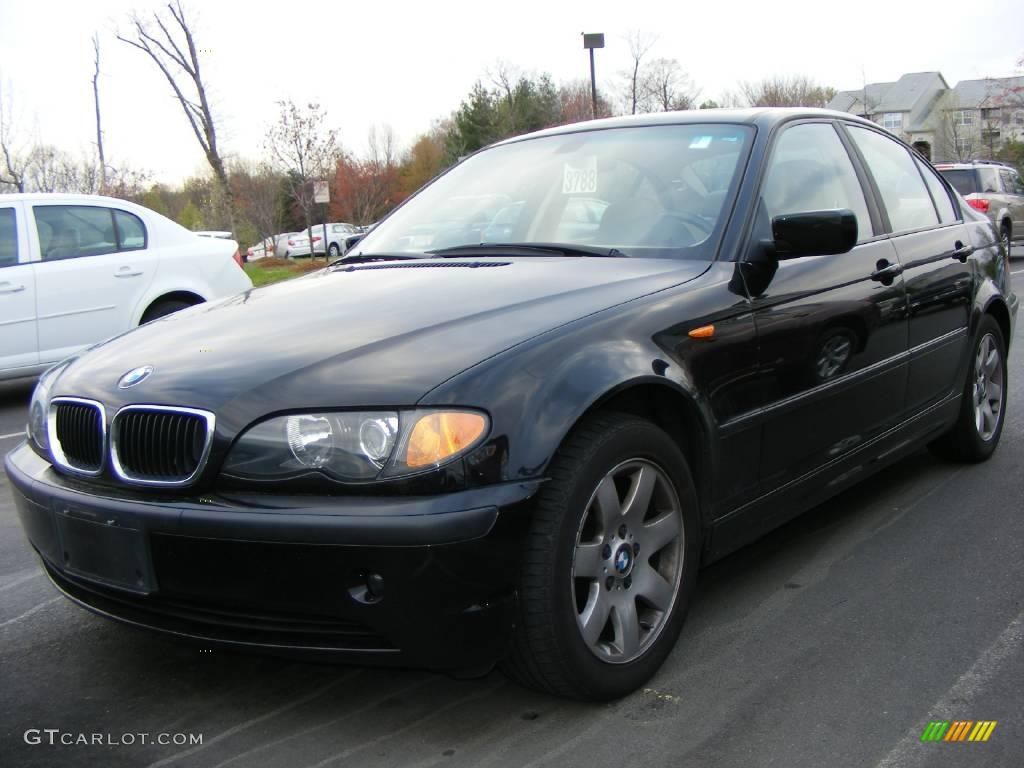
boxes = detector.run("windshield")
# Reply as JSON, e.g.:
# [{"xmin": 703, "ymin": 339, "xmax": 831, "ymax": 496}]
[{"xmin": 355, "ymin": 123, "xmax": 754, "ymax": 260}]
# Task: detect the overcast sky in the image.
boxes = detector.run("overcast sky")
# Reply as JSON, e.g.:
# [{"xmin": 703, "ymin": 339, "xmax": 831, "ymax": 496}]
[{"xmin": 1, "ymin": 0, "xmax": 1021, "ymax": 185}]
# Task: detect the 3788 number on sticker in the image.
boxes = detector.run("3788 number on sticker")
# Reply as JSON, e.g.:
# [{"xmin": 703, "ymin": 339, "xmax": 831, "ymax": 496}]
[{"xmin": 563, "ymin": 158, "xmax": 598, "ymax": 194}]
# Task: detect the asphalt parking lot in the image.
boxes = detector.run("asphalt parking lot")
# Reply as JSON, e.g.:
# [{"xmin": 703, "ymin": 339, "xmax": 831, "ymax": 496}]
[{"xmin": 2, "ymin": 261, "xmax": 1023, "ymax": 768}]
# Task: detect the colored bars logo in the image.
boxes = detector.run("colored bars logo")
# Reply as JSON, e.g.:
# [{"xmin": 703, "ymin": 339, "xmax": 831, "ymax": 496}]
[{"xmin": 920, "ymin": 721, "xmax": 997, "ymax": 742}]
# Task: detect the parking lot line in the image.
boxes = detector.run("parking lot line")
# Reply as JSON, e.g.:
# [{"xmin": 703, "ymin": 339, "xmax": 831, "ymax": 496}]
[
  {"xmin": 0, "ymin": 596, "xmax": 62, "ymax": 630},
  {"xmin": 0, "ymin": 431, "xmax": 24, "ymax": 440}
]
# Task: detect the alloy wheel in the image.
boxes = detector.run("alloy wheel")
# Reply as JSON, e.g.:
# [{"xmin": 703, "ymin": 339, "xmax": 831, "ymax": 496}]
[
  {"xmin": 973, "ymin": 332, "xmax": 1003, "ymax": 441},
  {"xmin": 571, "ymin": 459, "xmax": 684, "ymax": 664}
]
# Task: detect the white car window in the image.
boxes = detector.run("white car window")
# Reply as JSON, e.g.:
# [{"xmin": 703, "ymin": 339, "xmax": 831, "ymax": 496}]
[
  {"xmin": 114, "ymin": 210, "xmax": 147, "ymax": 251},
  {"xmin": 0, "ymin": 208, "xmax": 17, "ymax": 268},
  {"xmin": 34, "ymin": 206, "xmax": 118, "ymax": 261}
]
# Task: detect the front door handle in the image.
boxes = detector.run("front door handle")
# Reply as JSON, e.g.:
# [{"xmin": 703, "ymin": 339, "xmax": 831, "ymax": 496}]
[
  {"xmin": 870, "ymin": 260, "xmax": 903, "ymax": 282},
  {"xmin": 951, "ymin": 240, "xmax": 974, "ymax": 263},
  {"xmin": 0, "ymin": 282, "xmax": 25, "ymax": 294},
  {"xmin": 114, "ymin": 268, "xmax": 143, "ymax": 278}
]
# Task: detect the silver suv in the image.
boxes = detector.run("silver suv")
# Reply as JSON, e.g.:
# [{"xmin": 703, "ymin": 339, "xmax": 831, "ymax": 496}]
[{"xmin": 935, "ymin": 161, "xmax": 1024, "ymax": 255}]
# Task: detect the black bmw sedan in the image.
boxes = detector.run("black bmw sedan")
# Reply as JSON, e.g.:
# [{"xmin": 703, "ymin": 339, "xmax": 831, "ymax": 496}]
[{"xmin": 6, "ymin": 109, "xmax": 1018, "ymax": 701}]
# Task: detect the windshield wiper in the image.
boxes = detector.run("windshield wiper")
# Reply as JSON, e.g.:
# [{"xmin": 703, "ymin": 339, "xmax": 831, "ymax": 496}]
[
  {"xmin": 426, "ymin": 242, "xmax": 626, "ymax": 258},
  {"xmin": 328, "ymin": 253, "xmax": 423, "ymax": 268}
]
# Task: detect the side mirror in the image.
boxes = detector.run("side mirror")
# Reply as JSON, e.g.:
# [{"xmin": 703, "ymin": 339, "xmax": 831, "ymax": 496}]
[
  {"xmin": 343, "ymin": 233, "xmax": 364, "ymax": 252},
  {"xmin": 772, "ymin": 209, "xmax": 857, "ymax": 259}
]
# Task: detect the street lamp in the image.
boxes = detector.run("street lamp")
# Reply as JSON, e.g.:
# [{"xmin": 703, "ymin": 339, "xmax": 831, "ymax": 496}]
[{"xmin": 582, "ymin": 32, "xmax": 604, "ymax": 119}]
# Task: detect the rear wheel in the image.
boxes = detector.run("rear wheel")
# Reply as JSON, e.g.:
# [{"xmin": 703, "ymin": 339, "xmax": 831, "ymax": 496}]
[
  {"xmin": 1001, "ymin": 223, "xmax": 1012, "ymax": 256},
  {"xmin": 328, "ymin": 243, "xmax": 341, "ymax": 258},
  {"xmin": 140, "ymin": 299, "xmax": 194, "ymax": 324},
  {"xmin": 501, "ymin": 413, "xmax": 700, "ymax": 700},
  {"xmin": 928, "ymin": 314, "xmax": 1007, "ymax": 462}
]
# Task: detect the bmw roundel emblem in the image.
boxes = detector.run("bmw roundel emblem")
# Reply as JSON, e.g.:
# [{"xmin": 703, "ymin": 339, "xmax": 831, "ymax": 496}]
[
  {"xmin": 615, "ymin": 547, "xmax": 632, "ymax": 574},
  {"xmin": 118, "ymin": 365, "xmax": 154, "ymax": 389}
]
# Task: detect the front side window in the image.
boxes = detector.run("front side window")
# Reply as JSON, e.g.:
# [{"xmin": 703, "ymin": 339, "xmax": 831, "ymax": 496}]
[
  {"xmin": 880, "ymin": 113, "xmax": 904, "ymax": 132},
  {"xmin": 0, "ymin": 208, "xmax": 17, "ymax": 268},
  {"xmin": 355, "ymin": 124, "xmax": 755, "ymax": 260},
  {"xmin": 915, "ymin": 158, "xmax": 957, "ymax": 224},
  {"xmin": 848, "ymin": 126, "xmax": 939, "ymax": 233},
  {"xmin": 761, "ymin": 122, "xmax": 873, "ymax": 242}
]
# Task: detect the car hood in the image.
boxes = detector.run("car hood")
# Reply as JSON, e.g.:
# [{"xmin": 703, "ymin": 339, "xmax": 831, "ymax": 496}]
[{"xmin": 54, "ymin": 257, "xmax": 708, "ymax": 432}]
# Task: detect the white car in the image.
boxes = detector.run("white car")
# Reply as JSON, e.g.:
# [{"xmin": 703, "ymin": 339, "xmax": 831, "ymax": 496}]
[{"xmin": 0, "ymin": 193, "xmax": 253, "ymax": 381}]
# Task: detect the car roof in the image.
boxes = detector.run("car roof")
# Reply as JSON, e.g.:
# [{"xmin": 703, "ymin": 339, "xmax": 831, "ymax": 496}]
[{"xmin": 491, "ymin": 107, "xmax": 881, "ymax": 148}]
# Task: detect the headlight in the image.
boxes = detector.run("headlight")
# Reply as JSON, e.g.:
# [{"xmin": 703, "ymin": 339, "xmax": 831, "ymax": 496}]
[
  {"xmin": 27, "ymin": 363, "xmax": 66, "ymax": 453},
  {"xmin": 222, "ymin": 409, "xmax": 488, "ymax": 482}
]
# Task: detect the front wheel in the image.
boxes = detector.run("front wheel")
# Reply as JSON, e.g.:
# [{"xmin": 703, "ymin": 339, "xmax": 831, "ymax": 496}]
[
  {"xmin": 929, "ymin": 314, "xmax": 1007, "ymax": 462},
  {"xmin": 502, "ymin": 413, "xmax": 700, "ymax": 700}
]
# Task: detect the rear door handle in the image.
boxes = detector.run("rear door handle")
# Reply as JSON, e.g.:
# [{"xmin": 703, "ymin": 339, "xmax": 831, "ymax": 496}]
[
  {"xmin": 951, "ymin": 240, "xmax": 974, "ymax": 262},
  {"xmin": 114, "ymin": 268, "xmax": 143, "ymax": 278},
  {"xmin": 0, "ymin": 282, "xmax": 25, "ymax": 294},
  {"xmin": 870, "ymin": 260, "xmax": 903, "ymax": 281}
]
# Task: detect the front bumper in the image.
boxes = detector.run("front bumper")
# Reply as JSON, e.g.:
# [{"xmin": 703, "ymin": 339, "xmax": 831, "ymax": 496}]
[{"xmin": 5, "ymin": 443, "xmax": 540, "ymax": 671}]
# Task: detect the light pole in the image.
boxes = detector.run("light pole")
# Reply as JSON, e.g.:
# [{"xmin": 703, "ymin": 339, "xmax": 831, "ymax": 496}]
[{"xmin": 582, "ymin": 32, "xmax": 604, "ymax": 119}]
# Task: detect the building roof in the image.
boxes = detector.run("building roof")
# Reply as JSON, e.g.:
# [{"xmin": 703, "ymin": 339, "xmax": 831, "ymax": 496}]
[
  {"xmin": 828, "ymin": 83, "xmax": 894, "ymax": 115},
  {"xmin": 952, "ymin": 76, "xmax": 1024, "ymax": 109},
  {"xmin": 875, "ymin": 72, "xmax": 948, "ymax": 113}
]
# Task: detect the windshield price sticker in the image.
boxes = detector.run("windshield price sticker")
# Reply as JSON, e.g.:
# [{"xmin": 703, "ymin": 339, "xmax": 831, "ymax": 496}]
[{"xmin": 563, "ymin": 157, "xmax": 598, "ymax": 194}]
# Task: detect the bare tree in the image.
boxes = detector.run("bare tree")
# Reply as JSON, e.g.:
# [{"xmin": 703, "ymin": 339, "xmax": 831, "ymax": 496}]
[
  {"xmin": 642, "ymin": 58, "xmax": 698, "ymax": 111},
  {"xmin": 931, "ymin": 92, "xmax": 975, "ymax": 162},
  {"xmin": 232, "ymin": 161, "xmax": 285, "ymax": 249},
  {"xmin": 24, "ymin": 146, "xmax": 101, "ymax": 194},
  {"xmin": 0, "ymin": 79, "xmax": 28, "ymax": 192},
  {"xmin": 92, "ymin": 34, "xmax": 106, "ymax": 193},
  {"xmin": 740, "ymin": 75, "xmax": 836, "ymax": 107},
  {"xmin": 558, "ymin": 79, "xmax": 613, "ymax": 123},
  {"xmin": 265, "ymin": 99, "xmax": 339, "ymax": 258},
  {"xmin": 117, "ymin": 2, "xmax": 236, "ymax": 235},
  {"xmin": 621, "ymin": 30, "xmax": 656, "ymax": 114}
]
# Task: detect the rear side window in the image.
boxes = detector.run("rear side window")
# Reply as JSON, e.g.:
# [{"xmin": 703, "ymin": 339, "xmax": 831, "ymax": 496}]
[
  {"xmin": 114, "ymin": 210, "xmax": 147, "ymax": 250},
  {"xmin": 939, "ymin": 169, "xmax": 978, "ymax": 197},
  {"xmin": 999, "ymin": 169, "xmax": 1024, "ymax": 195},
  {"xmin": 848, "ymin": 127, "xmax": 939, "ymax": 233},
  {"xmin": 761, "ymin": 122, "xmax": 874, "ymax": 242},
  {"xmin": 34, "ymin": 206, "xmax": 147, "ymax": 261},
  {"xmin": 0, "ymin": 208, "xmax": 17, "ymax": 268},
  {"xmin": 915, "ymin": 158, "xmax": 957, "ymax": 224}
]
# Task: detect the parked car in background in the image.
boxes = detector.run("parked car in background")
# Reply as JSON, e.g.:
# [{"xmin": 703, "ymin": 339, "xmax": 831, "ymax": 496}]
[
  {"xmin": 7, "ymin": 111, "xmax": 1017, "ymax": 702},
  {"xmin": 935, "ymin": 160, "xmax": 1024, "ymax": 254},
  {"xmin": 0, "ymin": 193, "xmax": 252, "ymax": 380},
  {"xmin": 273, "ymin": 232, "xmax": 300, "ymax": 258},
  {"xmin": 284, "ymin": 230, "xmax": 325, "ymax": 258}
]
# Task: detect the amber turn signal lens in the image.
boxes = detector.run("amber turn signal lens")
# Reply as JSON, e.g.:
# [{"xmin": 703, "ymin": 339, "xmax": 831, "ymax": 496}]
[
  {"xmin": 688, "ymin": 324, "xmax": 715, "ymax": 339},
  {"xmin": 405, "ymin": 412, "xmax": 487, "ymax": 468}
]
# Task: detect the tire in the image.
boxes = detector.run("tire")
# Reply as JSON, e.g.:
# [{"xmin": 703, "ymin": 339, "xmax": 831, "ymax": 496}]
[
  {"xmin": 140, "ymin": 299, "xmax": 193, "ymax": 324},
  {"xmin": 928, "ymin": 314, "xmax": 1007, "ymax": 462},
  {"xmin": 328, "ymin": 243, "xmax": 341, "ymax": 258},
  {"xmin": 501, "ymin": 412, "xmax": 700, "ymax": 700},
  {"xmin": 1001, "ymin": 223, "xmax": 1012, "ymax": 257}
]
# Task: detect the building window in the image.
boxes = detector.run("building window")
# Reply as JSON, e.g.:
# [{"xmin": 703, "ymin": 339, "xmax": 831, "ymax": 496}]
[
  {"xmin": 880, "ymin": 112, "xmax": 904, "ymax": 131},
  {"xmin": 1014, "ymin": 111, "xmax": 1024, "ymax": 127},
  {"xmin": 954, "ymin": 110, "xmax": 975, "ymax": 127},
  {"xmin": 980, "ymin": 107, "xmax": 1001, "ymax": 121},
  {"xmin": 955, "ymin": 138, "xmax": 973, "ymax": 157}
]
